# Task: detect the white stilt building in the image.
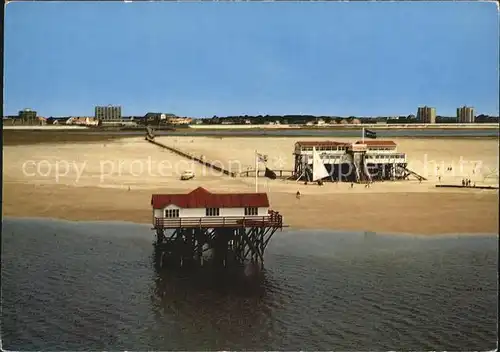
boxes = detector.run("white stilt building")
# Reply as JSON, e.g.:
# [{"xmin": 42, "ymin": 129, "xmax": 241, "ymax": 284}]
[{"xmin": 292, "ymin": 140, "xmax": 423, "ymax": 183}]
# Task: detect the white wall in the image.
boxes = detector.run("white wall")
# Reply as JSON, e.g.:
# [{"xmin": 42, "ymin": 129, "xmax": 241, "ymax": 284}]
[
  {"xmin": 152, "ymin": 205, "xmax": 269, "ymax": 219},
  {"xmin": 219, "ymin": 207, "xmax": 268, "ymax": 217},
  {"xmin": 220, "ymin": 208, "xmax": 244, "ymax": 217}
]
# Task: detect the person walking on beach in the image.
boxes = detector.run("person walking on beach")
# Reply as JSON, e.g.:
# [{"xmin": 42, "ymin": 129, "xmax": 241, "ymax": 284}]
[
  {"xmin": 296, "ymin": 191, "xmax": 301, "ymax": 200},
  {"xmin": 350, "ymin": 182, "xmax": 354, "ymax": 189}
]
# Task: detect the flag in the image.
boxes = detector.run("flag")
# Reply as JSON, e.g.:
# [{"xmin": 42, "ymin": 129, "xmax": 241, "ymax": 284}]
[
  {"xmin": 264, "ymin": 167, "xmax": 277, "ymax": 180},
  {"xmin": 256, "ymin": 152, "xmax": 268, "ymax": 163},
  {"xmin": 364, "ymin": 129, "xmax": 377, "ymax": 139}
]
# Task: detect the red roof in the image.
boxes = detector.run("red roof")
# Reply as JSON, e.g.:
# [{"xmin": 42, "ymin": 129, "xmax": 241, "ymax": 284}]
[
  {"xmin": 296, "ymin": 140, "xmax": 349, "ymax": 147},
  {"xmin": 151, "ymin": 187, "xmax": 270, "ymax": 209},
  {"xmin": 355, "ymin": 140, "xmax": 397, "ymax": 147}
]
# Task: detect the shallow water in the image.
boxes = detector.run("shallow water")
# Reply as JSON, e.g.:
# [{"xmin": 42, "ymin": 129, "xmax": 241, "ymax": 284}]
[
  {"xmin": 63, "ymin": 128, "xmax": 499, "ymax": 137},
  {"xmin": 2, "ymin": 218, "xmax": 498, "ymax": 350}
]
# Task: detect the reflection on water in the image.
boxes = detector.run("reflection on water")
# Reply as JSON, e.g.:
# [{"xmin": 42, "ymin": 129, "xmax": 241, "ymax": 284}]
[
  {"xmin": 1, "ymin": 218, "xmax": 498, "ymax": 350},
  {"xmin": 150, "ymin": 266, "xmax": 274, "ymax": 350}
]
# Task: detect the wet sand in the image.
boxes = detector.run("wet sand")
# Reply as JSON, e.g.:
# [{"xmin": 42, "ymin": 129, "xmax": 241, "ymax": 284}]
[
  {"xmin": 2, "ymin": 130, "xmax": 138, "ymax": 145},
  {"xmin": 2, "ymin": 133, "xmax": 499, "ymax": 234}
]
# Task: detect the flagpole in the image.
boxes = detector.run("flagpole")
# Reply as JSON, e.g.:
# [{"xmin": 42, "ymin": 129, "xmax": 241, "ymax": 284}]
[
  {"xmin": 255, "ymin": 150, "xmax": 258, "ymax": 193},
  {"xmin": 362, "ymin": 127, "xmax": 365, "ymax": 144}
]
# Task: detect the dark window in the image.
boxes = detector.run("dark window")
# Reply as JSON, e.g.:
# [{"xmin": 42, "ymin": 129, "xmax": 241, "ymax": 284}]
[
  {"xmin": 206, "ymin": 208, "xmax": 220, "ymax": 216},
  {"xmin": 245, "ymin": 207, "xmax": 258, "ymax": 216},
  {"xmin": 165, "ymin": 209, "xmax": 179, "ymax": 218}
]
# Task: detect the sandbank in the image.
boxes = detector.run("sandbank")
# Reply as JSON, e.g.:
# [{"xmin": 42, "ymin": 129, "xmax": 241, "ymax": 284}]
[{"xmin": 2, "ymin": 134, "xmax": 499, "ymax": 235}]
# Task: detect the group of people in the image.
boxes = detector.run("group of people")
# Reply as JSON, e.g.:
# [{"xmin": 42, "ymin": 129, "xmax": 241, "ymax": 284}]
[{"xmin": 462, "ymin": 178, "xmax": 475, "ymax": 188}]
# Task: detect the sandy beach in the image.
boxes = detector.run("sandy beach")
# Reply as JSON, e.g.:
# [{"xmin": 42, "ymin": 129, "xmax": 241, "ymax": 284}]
[{"xmin": 3, "ymin": 132, "xmax": 499, "ymax": 234}]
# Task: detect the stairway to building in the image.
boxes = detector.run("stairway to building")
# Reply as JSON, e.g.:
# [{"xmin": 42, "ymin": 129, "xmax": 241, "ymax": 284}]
[
  {"xmin": 396, "ymin": 166, "xmax": 427, "ymax": 181},
  {"xmin": 352, "ymin": 152, "xmax": 371, "ymax": 183}
]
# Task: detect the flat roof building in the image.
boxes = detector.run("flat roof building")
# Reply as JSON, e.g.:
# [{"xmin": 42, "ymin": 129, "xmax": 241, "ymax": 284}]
[
  {"xmin": 18, "ymin": 108, "xmax": 39, "ymax": 125},
  {"xmin": 95, "ymin": 105, "xmax": 121, "ymax": 120},
  {"xmin": 417, "ymin": 106, "xmax": 436, "ymax": 124},
  {"xmin": 457, "ymin": 106, "xmax": 475, "ymax": 123}
]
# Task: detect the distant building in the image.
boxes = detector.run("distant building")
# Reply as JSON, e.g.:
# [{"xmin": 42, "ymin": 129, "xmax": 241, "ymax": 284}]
[
  {"xmin": 143, "ymin": 112, "xmax": 178, "ymax": 125},
  {"xmin": 417, "ymin": 106, "xmax": 436, "ymax": 124},
  {"xmin": 167, "ymin": 116, "xmax": 192, "ymax": 125},
  {"xmin": 456, "ymin": 106, "xmax": 475, "ymax": 123},
  {"xmin": 18, "ymin": 108, "xmax": 39, "ymax": 125},
  {"xmin": 66, "ymin": 116, "xmax": 99, "ymax": 126},
  {"xmin": 95, "ymin": 105, "xmax": 121, "ymax": 120}
]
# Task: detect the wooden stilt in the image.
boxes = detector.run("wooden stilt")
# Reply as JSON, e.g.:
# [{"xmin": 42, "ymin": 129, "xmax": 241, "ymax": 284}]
[{"xmin": 152, "ymin": 211, "xmax": 285, "ymax": 270}]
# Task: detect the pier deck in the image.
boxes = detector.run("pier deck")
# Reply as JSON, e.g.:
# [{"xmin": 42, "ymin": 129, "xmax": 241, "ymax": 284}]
[
  {"xmin": 436, "ymin": 184, "xmax": 498, "ymax": 190},
  {"xmin": 154, "ymin": 214, "xmax": 284, "ymax": 229},
  {"xmin": 146, "ymin": 138, "xmax": 238, "ymax": 177}
]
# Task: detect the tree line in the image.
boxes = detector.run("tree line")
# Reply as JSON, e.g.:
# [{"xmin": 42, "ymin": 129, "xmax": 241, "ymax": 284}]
[{"xmin": 200, "ymin": 114, "xmax": 499, "ymax": 125}]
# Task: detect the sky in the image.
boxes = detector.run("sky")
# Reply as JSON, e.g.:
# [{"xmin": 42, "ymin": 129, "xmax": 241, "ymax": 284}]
[{"xmin": 4, "ymin": 1, "xmax": 499, "ymax": 118}]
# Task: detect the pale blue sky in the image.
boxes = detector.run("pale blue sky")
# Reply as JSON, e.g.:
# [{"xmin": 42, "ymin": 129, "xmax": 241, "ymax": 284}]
[{"xmin": 4, "ymin": 1, "xmax": 499, "ymax": 117}]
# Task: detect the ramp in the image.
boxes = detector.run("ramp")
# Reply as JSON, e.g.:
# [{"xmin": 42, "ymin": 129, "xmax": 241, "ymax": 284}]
[
  {"xmin": 145, "ymin": 126, "xmax": 155, "ymax": 140},
  {"xmin": 351, "ymin": 153, "xmax": 362, "ymax": 182},
  {"xmin": 397, "ymin": 166, "xmax": 427, "ymax": 181},
  {"xmin": 352, "ymin": 152, "xmax": 372, "ymax": 183},
  {"xmin": 146, "ymin": 139, "xmax": 237, "ymax": 177},
  {"xmin": 361, "ymin": 155, "xmax": 372, "ymax": 183}
]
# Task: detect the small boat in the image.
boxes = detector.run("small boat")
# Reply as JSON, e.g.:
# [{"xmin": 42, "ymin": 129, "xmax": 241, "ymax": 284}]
[{"xmin": 180, "ymin": 170, "xmax": 195, "ymax": 180}]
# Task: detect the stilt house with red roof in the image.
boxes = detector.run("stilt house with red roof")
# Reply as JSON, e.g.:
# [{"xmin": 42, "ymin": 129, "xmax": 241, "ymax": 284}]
[
  {"xmin": 151, "ymin": 187, "xmax": 284, "ymax": 269},
  {"xmin": 151, "ymin": 187, "xmax": 281, "ymax": 228}
]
